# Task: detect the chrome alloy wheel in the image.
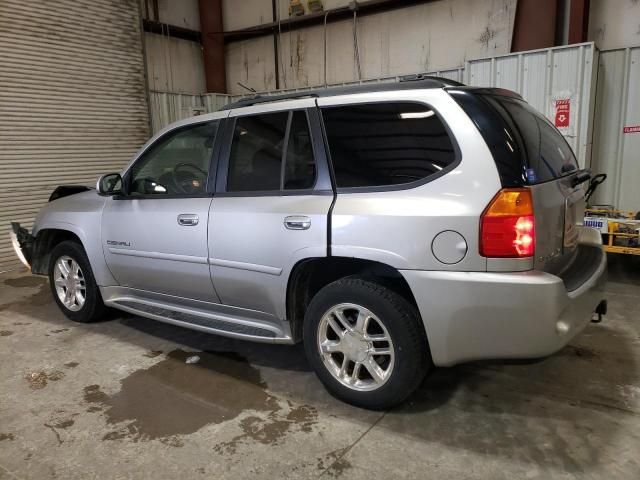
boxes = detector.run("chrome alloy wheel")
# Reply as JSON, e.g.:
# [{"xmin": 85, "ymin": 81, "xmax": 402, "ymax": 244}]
[
  {"xmin": 317, "ymin": 303, "xmax": 395, "ymax": 391},
  {"xmin": 53, "ymin": 255, "xmax": 86, "ymax": 312}
]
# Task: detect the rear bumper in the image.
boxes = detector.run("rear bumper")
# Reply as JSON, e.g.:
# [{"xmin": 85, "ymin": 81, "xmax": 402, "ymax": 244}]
[{"xmin": 401, "ymin": 230, "xmax": 607, "ymax": 367}]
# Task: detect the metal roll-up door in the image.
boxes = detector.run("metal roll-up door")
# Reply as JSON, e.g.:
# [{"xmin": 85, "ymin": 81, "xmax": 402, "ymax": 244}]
[{"xmin": 0, "ymin": 0, "xmax": 149, "ymax": 272}]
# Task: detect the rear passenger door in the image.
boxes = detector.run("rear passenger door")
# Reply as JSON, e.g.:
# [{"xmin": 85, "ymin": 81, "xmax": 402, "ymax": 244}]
[{"xmin": 208, "ymin": 101, "xmax": 333, "ymax": 319}]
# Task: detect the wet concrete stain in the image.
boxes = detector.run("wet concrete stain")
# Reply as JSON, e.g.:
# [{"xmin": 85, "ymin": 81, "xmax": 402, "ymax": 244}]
[
  {"xmin": 562, "ymin": 345, "xmax": 599, "ymax": 359},
  {"xmin": 53, "ymin": 419, "xmax": 74, "ymax": 429},
  {"xmin": 4, "ymin": 276, "xmax": 44, "ymax": 288},
  {"xmin": 213, "ymin": 403, "xmax": 317, "ymax": 455},
  {"xmin": 82, "ymin": 349, "xmax": 318, "ymax": 445},
  {"xmin": 0, "ymin": 279, "xmax": 51, "ymax": 312},
  {"xmin": 143, "ymin": 350, "xmax": 163, "ymax": 358},
  {"xmin": 326, "ymin": 457, "xmax": 353, "ymax": 478},
  {"xmin": 50, "ymin": 328, "xmax": 69, "ymax": 334},
  {"xmin": 0, "ymin": 330, "xmax": 13, "ymax": 336},
  {"xmin": 26, "ymin": 370, "xmax": 65, "ymax": 389},
  {"xmin": 316, "ymin": 447, "xmax": 347, "ymax": 471},
  {"xmin": 64, "ymin": 361, "xmax": 79, "ymax": 368},
  {"xmin": 0, "ymin": 433, "xmax": 15, "ymax": 441}
]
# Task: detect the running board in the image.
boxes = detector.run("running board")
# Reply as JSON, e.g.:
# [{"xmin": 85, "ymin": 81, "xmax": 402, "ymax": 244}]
[{"xmin": 101, "ymin": 287, "xmax": 293, "ymax": 344}]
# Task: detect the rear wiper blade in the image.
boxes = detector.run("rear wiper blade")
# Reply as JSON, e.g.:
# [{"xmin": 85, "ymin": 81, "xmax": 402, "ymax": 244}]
[{"xmin": 571, "ymin": 169, "xmax": 591, "ymax": 187}]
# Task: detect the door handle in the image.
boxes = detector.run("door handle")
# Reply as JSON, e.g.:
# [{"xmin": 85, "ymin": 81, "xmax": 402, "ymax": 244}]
[
  {"xmin": 177, "ymin": 214, "xmax": 199, "ymax": 226},
  {"xmin": 284, "ymin": 216, "xmax": 311, "ymax": 230}
]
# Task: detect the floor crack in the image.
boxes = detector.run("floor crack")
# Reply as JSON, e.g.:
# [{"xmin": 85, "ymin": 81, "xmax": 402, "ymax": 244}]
[
  {"xmin": 318, "ymin": 411, "xmax": 387, "ymax": 478},
  {"xmin": 44, "ymin": 423, "xmax": 63, "ymax": 446}
]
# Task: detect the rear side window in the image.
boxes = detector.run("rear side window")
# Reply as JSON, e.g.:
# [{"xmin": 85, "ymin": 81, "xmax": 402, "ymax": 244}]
[
  {"xmin": 226, "ymin": 111, "xmax": 317, "ymax": 192},
  {"xmin": 227, "ymin": 112, "xmax": 288, "ymax": 192},
  {"xmin": 321, "ymin": 102, "xmax": 457, "ymax": 188},
  {"xmin": 487, "ymin": 96, "xmax": 578, "ymax": 183}
]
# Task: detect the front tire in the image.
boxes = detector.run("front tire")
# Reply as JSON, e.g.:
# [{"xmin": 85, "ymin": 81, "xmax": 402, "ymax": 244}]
[
  {"xmin": 48, "ymin": 241, "xmax": 108, "ymax": 323},
  {"xmin": 303, "ymin": 277, "xmax": 431, "ymax": 409}
]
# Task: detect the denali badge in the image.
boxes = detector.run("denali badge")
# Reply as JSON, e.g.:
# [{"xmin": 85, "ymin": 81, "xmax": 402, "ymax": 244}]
[{"xmin": 106, "ymin": 240, "xmax": 131, "ymax": 247}]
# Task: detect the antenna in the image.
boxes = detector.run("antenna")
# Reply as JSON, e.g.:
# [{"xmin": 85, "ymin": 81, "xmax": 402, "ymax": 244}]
[{"xmin": 237, "ymin": 82, "xmax": 257, "ymax": 93}]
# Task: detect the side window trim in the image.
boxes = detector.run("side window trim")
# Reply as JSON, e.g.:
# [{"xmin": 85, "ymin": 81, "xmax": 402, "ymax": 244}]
[
  {"xmin": 318, "ymin": 100, "xmax": 461, "ymax": 194},
  {"xmin": 119, "ymin": 120, "xmax": 221, "ymax": 199},
  {"xmin": 279, "ymin": 112, "xmax": 294, "ymax": 190},
  {"xmin": 215, "ymin": 107, "xmax": 331, "ymax": 196}
]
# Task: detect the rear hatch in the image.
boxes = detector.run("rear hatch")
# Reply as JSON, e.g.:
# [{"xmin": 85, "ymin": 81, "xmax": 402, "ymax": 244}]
[{"xmin": 449, "ymin": 89, "xmax": 585, "ymax": 274}]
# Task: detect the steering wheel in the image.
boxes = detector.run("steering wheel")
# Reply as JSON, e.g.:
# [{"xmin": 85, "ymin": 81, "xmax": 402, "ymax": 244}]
[{"xmin": 172, "ymin": 163, "xmax": 207, "ymax": 194}]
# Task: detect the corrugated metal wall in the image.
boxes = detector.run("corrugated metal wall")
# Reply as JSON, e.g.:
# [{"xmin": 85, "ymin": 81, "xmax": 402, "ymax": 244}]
[
  {"xmin": 590, "ymin": 46, "xmax": 640, "ymax": 211},
  {"xmin": 466, "ymin": 43, "xmax": 598, "ymax": 168},
  {"xmin": 0, "ymin": 0, "xmax": 149, "ymax": 272}
]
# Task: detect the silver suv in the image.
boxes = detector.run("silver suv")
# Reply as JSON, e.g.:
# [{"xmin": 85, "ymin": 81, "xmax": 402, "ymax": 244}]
[{"xmin": 11, "ymin": 78, "xmax": 607, "ymax": 409}]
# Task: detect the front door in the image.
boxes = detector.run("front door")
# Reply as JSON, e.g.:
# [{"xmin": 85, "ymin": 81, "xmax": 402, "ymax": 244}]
[
  {"xmin": 102, "ymin": 119, "xmax": 222, "ymax": 302},
  {"xmin": 208, "ymin": 105, "xmax": 333, "ymax": 319}
]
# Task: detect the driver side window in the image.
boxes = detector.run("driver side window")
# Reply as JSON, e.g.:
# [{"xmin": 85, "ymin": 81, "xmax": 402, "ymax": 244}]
[{"xmin": 129, "ymin": 121, "xmax": 219, "ymax": 196}]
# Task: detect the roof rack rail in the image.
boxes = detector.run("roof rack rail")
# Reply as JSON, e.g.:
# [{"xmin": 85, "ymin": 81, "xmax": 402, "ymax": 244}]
[{"xmin": 220, "ymin": 76, "xmax": 465, "ymax": 110}]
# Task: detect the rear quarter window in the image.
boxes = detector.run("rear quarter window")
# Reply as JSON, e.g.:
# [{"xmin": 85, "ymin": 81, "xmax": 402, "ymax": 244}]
[
  {"xmin": 321, "ymin": 102, "xmax": 457, "ymax": 189},
  {"xmin": 487, "ymin": 96, "xmax": 578, "ymax": 183},
  {"xmin": 449, "ymin": 90, "xmax": 578, "ymax": 185}
]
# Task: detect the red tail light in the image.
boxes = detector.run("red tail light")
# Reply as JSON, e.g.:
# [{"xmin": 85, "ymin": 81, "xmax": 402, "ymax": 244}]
[{"xmin": 480, "ymin": 188, "xmax": 535, "ymax": 258}]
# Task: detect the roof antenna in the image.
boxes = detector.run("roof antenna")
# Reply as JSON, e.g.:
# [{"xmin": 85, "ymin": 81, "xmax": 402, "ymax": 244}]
[{"xmin": 237, "ymin": 82, "xmax": 257, "ymax": 93}]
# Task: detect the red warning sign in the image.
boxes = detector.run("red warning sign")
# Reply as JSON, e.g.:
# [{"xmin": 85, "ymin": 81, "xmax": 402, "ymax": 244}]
[
  {"xmin": 623, "ymin": 125, "xmax": 640, "ymax": 134},
  {"xmin": 555, "ymin": 99, "xmax": 570, "ymax": 128}
]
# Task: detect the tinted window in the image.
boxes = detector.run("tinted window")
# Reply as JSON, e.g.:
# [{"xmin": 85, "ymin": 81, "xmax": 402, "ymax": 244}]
[
  {"xmin": 284, "ymin": 111, "xmax": 316, "ymax": 190},
  {"xmin": 227, "ymin": 112, "xmax": 288, "ymax": 192},
  {"xmin": 130, "ymin": 121, "xmax": 217, "ymax": 195},
  {"xmin": 321, "ymin": 103, "xmax": 456, "ymax": 188},
  {"xmin": 448, "ymin": 90, "xmax": 526, "ymax": 187},
  {"xmin": 485, "ymin": 96, "xmax": 578, "ymax": 183}
]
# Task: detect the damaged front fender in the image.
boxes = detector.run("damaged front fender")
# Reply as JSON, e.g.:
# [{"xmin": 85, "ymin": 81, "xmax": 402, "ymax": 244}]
[{"xmin": 10, "ymin": 222, "xmax": 34, "ymax": 269}]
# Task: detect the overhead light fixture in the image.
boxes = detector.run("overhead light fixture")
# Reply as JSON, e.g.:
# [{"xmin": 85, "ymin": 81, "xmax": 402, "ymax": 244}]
[{"xmin": 399, "ymin": 110, "xmax": 435, "ymax": 119}]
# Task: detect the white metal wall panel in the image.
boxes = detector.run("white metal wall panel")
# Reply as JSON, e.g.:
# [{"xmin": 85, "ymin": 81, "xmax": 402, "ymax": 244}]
[
  {"xmin": 0, "ymin": 0, "xmax": 149, "ymax": 271},
  {"xmin": 149, "ymin": 92, "xmax": 206, "ymax": 134},
  {"xmin": 466, "ymin": 43, "xmax": 598, "ymax": 169},
  {"xmin": 591, "ymin": 47, "xmax": 640, "ymax": 211}
]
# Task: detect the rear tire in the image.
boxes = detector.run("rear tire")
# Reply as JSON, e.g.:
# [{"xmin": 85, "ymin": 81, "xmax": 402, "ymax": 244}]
[
  {"xmin": 303, "ymin": 277, "xmax": 431, "ymax": 409},
  {"xmin": 48, "ymin": 241, "xmax": 108, "ymax": 323}
]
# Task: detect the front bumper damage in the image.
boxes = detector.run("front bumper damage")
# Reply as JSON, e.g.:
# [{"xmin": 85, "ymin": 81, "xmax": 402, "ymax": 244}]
[{"xmin": 10, "ymin": 222, "xmax": 34, "ymax": 269}]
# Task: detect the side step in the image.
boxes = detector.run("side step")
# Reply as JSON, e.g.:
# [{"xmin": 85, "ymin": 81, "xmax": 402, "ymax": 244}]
[{"xmin": 102, "ymin": 290, "xmax": 292, "ymax": 343}]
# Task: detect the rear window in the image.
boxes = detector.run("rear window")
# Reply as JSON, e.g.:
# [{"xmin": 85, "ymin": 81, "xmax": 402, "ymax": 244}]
[
  {"xmin": 486, "ymin": 96, "xmax": 578, "ymax": 183},
  {"xmin": 321, "ymin": 102, "xmax": 457, "ymax": 189}
]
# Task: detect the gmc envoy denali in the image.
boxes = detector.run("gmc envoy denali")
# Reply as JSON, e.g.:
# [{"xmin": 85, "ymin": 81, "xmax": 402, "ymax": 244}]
[{"xmin": 11, "ymin": 78, "xmax": 607, "ymax": 409}]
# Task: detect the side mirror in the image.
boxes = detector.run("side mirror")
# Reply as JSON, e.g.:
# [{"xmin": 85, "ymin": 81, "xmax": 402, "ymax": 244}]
[{"xmin": 97, "ymin": 173, "xmax": 123, "ymax": 195}]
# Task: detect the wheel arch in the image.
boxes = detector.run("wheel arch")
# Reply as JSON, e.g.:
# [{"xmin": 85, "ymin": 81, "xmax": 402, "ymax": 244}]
[
  {"xmin": 31, "ymin": 228, "xmax": 84, "ymax": 275},
  {"xmin": 286, "ymin": 256, "xmax": 422, "ymax": 342}
]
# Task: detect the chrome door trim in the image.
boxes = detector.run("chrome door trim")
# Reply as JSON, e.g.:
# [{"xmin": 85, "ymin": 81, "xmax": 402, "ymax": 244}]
[
  {"xmin": 108, "ymin": 248, "xmax": 208, "ymax": 264},
  {"xmin": 208, "ymin": 257, "xmax": 283, "ymax": 276}
]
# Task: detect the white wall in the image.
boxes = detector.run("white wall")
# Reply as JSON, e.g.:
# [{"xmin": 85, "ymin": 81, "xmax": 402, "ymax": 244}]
[
  {"xmin": 140, "ymin": 0, "xmax": 206, "ymax": 94},
  {"xmin": 145, "ymin": 33, "xmax": 206, "ymax": 94},
  {"xmin": 158, "ymin": 0, "xmax": 201, "ymax": 30},
  {"xmin": 589, "ymin": 0, "xmax": 640, "ymax": 50},
  {"xmin": 223, "ymin": 0, "xmax": 517, "ymax": 94}
]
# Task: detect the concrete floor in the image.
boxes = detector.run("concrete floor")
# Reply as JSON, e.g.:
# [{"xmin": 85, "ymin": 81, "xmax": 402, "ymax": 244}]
[{"xmin": 0, "ymin": 255, "xmax": 639, "ymax": 480}]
